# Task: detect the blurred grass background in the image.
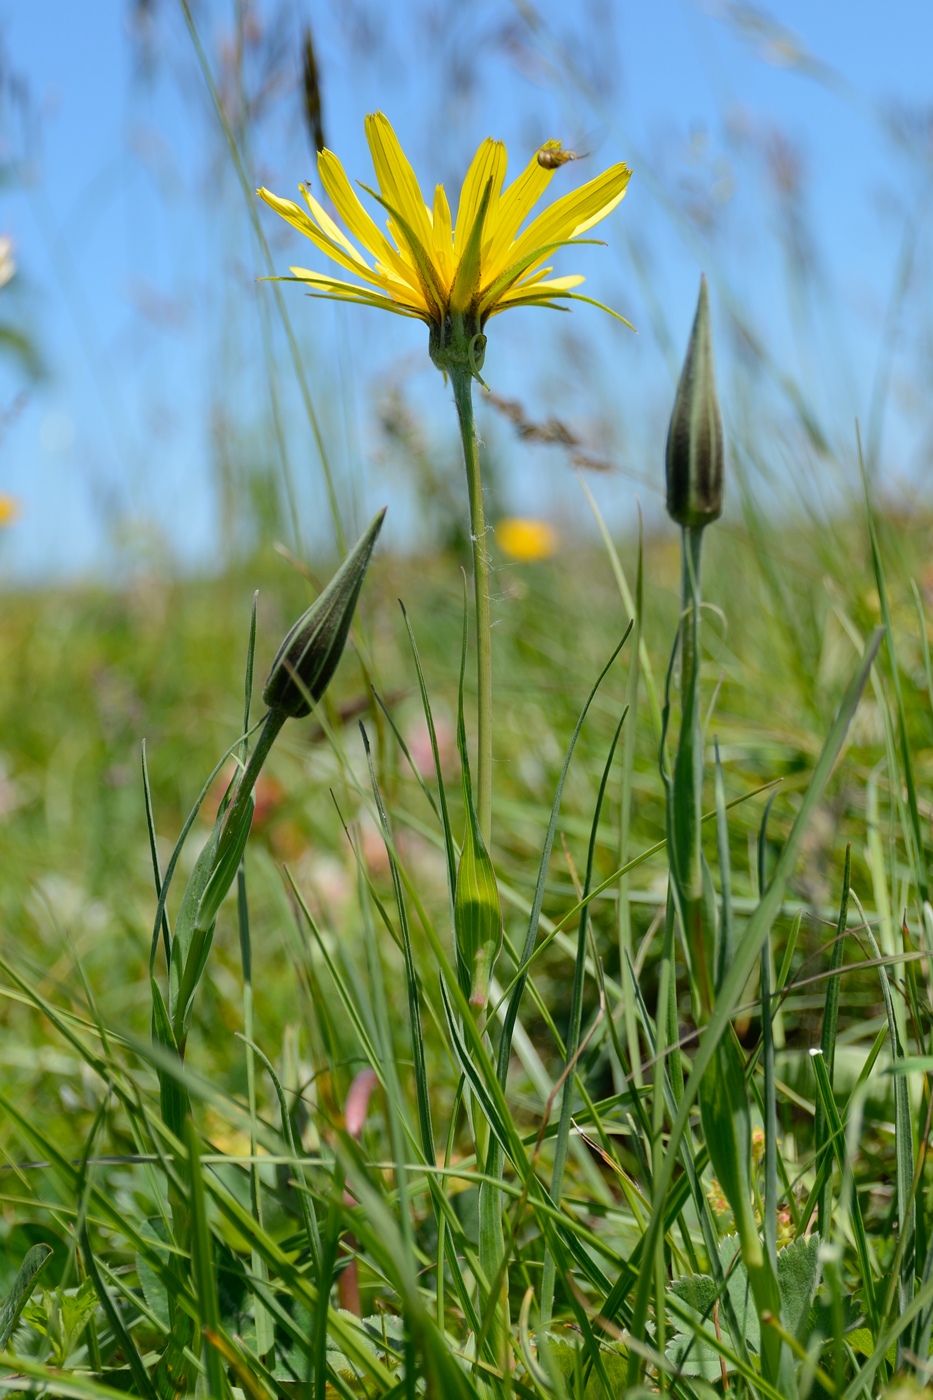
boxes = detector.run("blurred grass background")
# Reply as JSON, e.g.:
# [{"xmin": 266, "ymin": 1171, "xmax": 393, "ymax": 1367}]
[
  {"xmin": 0, "ymin": 0, "xmax": 931, "ymax": 1124},
  {"xmin": 1, "ymin": 0, "xmax": 933, "ymax": 1352}
]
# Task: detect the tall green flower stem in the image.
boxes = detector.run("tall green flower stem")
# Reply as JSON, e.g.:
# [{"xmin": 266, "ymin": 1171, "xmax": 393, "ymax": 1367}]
[
  {"xmin": 660, "ymin": 278, "xmax": 794, "ymax": 1393},
  {"xmin": 669, "ymin": 523, "xmax": 791, "ymax": 1393},
  {"xmin": 451, "ymin": 366, "xmax": 493, "ymax": 845},
  {"xmin": 670, "ymin": 525, "xmax": 712, "ymax": 1018},
  {"xmin": 446, "ymin": 357, "xmax": 506, "ymax": 1361}
]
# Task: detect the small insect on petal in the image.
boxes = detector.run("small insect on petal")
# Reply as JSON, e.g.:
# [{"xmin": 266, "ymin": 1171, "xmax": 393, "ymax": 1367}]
[{"xmin": 536, "ymin": 144, "xmax": 588, "ymax": 170}]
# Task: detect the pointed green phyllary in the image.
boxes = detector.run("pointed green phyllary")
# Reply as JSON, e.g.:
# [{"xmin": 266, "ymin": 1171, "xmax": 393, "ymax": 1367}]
[
  {"xmin": 665, "ymin": 274, "xmax": 723, "ymax": 530},
  {"xmin": 263, "ymin": 508, "xmax": 386, "ymax": 718}
]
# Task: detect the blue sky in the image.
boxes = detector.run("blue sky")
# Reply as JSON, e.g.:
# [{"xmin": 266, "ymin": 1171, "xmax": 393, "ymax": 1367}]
[{"xmin": 1, "ymin": 0, "xmax": 931, "ymax": 578}]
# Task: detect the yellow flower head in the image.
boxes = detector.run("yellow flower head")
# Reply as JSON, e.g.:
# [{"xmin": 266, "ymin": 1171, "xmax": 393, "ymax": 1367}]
[
  {"xmin": 497, "ymin": 517, "xmax": 558, "ymax": 562},
  {"xmin": 0, "ymin": 494, "xmax": 19, "ymax": 527},
  {"xmin": 258, "ymin": 113, "xmax": 632, "ymax": 376}
]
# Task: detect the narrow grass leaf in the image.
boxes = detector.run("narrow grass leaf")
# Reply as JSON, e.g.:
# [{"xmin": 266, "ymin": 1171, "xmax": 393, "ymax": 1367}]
[
  {"xmin": 0, "ymin": 1244, "xmax": 52, "ymax": 1349},
  {"xmin": 541, "ymin": 707, "xmax": 627, "ymax": 1323},
  {"xmin": 860, "ymin": 431, "xmax": 928, "ymax": 901},
  {"xmin": 361, "ymin": 723, "xmax": 436, "ymax": 1164},
  {"xmin": 184, "ymin": 1120, "xmax": 232, "ymax": 1399},
  {"xmin": 816, "ymin": 844, "xmax": 851, "ymax": 1240},
  {"xmin": 626, "ymin": 628, "xmax": 882, "ymax": 1385},
  {"xmin": 141, "ymin": 740, "xmax": 171, "ymax": 970}
]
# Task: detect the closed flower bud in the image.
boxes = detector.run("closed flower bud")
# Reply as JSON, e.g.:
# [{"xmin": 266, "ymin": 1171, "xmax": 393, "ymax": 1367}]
[
  {"xmin": 263, "ymin": 509, "xmax": 385, "ymax": 718},
  {"xmin": 665, "ymin": 275, "xmax": 724, "ymax": 529}
]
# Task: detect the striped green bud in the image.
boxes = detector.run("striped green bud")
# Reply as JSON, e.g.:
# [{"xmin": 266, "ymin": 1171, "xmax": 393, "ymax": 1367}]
[
  {"xmin": 665, "ymin": 275, "xmax": 724, "ymax": 529},
  {"xmin": 263, "ymin": 509, "xmax": 385, "ymax": 718}
]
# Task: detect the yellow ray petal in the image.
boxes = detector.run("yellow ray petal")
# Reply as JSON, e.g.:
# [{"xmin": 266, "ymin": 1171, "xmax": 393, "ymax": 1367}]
[
  {"xmin": 258, "ymin": 188, "xmax": 415, "ymax": 296},
  {"xmin": 317, "ymin": 149, "xmax": 419, "ymax": 291},
  {"xmin": 482, "ymin": 148, "xmax": 555, "ymax": 278},
  {"xmin": 453, "ymin": 138, "xmax": 507, "ymax": 261},
  {"xmin": 288, "ymin": 266, "xmax": 428, "ymax": 318},
  {"xmin": 359, "ymin": 181, "xmax": 447, "ymax": 317},
  {"xmin": 299, "ymin": 184, "xmax": 368, "ymax": 266},
  {"xmin": 364, "ymin": 112, "xmax": 436, "ymax": 259},
  {"xmin": 431, "ymin": 184, "xmax": 455, "ymax": 284},
  {"xmin": 287, "ymin": 255, "xmax": 419, "ymax": 306},
  {"xmin": 304, "ymin": 290, "xmax": 425, "ymax": 319},
  {"xmin": 507, "ymin": 163, "xmax": 631, "ymax": 269}
]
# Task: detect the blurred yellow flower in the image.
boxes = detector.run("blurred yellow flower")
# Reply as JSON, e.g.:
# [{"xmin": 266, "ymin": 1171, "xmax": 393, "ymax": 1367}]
[
  {"xmin": 496, "ymin": 517, "xmax": 558, "ymax": 561},
  {"xmin": 258, "ymin": 113, "xmax": 631, "ymax": 373},
  {"xmin": 0, "ymin": 495, "xmax": 20, "ymax": 526}
]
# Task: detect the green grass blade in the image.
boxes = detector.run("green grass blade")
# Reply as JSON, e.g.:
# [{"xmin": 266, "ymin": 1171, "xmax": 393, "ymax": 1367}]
[
  {"xmin": 361, "ymin": 723, "xmax": 436, "ymax": 1167},
  {"xmin": 758, "ymin": 793, "xmax": 779, "ymax": 1270},
  {"xmin": 141, "ymin": 739, "xmax": 171, "ymax": 972},
  {"xmin": 184, "ymin": 1120, "xmax": 231, "ymax": 1400},
  {"xmin": 148, "ymin": 723, "xmax": 259, "ymax": 975},
  {"xmin": 400, "ymin": 599, "xmax": 458, "ymax": 910},
  {"xmin": 860, "ymin": 430, "xmax": 928, "ymax": 902},
  {"xmin": 496, "ymin": 630, "xmax": 631, "ymax": 1090},
  {"xmin": 625, "ymin": 627, "xmax": 882, "ymax": 1381},
  {"xmin": 242, "ymin": 588, "xmax": 258, "ymax": 748},
  {"xmin": 239, "ymin": 1034, "xmax": 323, "ymax": 1271},
  {"xmin": 236, "ymin": 862, "xmax": 275, "ymax": 1363},
  {"xmin": 0, "ymin": 1244, "xmax": 53, "ymax": 1350},
  {"xmin": 576, "ymin": 472, "xmax": 662, "ymax": 738},
  {"xmin": 618, "ymin": 517, "xmax": 645, "ymax": 1088},
  {"xmin": 816, "ymin": 844, "xmax": 851, "ymax": 1240},
  {"xmin": 80, "ymin": 1218, "xmax": 159, "ymax": 1400},
  {"xmin": 541, "ymin": 705, "xmax": 627, "ymax": 1323},
  {"xmin": 713, "ymin": 738, "xmax": 734, "ymax": 995},
  {"xmin": 854, "ymin": 892, "xmax": 915, "ymax": 1344},
  {"xmin": 809, "ymin": 1049, "xmax": 878, "ymax": 1338},
  {"xmin": 150, "ymin": 976, "xmax": 190, "ymax": 1139}
]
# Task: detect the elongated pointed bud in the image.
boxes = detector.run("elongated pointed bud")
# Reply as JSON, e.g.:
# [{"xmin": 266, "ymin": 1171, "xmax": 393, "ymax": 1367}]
[
  {"xmin": 665, "ymin": 275, "xmax": 724, "ymax": 529},
  {"xmin": 263, "ymin": 509, "xmax": 385, "ymax": 718}
]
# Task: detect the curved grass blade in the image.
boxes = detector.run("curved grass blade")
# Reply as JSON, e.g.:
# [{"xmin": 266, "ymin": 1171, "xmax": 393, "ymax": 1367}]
[
  {"xmin": 816, "ymin": 844, "xmax": 851, "ymax": 1240},
  {"xmin": 540, "ymin": 706, "xmax": 627, "ymax": 1324},
  {"xmin": 860, "ymin": 428, "xmax": 928, "ymax": 902},
  {"xmin": 141, "ymin": 739, "xmax": 171, "ymax": 970},
  {"xmin": 625, "ymin": 627, "xmax": 883, "ymax": 1385},
  {"xmin": 399, "ymin": 599, "xmax": 458, "ymax": 913},
  {"xmin": 758, "ymin": 792, "xmax": 779, "ymax": 1270},
  {"xmin": 0, "ymin": 1244, "xmax": 53, "ymax": 1350},
  {"xmin": 855, "ymin": 892, "xmax": 915, "ymax": 1353},
  {"xmin": 236, "ymin": 860, "xmax": 274, "ymax": 1364},
  {"xmin": 360, "ymin": 723, "xmax": 435, "ymax": 1166},
  {"xmin": 496, "ymin": 627, "xmax": 631, "ymax": 1088},
  {"xmin": 713, "ymin": 738, "xmax": 734, "ymax": 995}
]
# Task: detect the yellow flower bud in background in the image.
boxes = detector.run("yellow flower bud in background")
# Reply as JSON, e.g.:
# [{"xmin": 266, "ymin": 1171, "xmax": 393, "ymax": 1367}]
[{"xmin": 665, "ymin": 275, "xmax": 724, "ymax": 529}]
